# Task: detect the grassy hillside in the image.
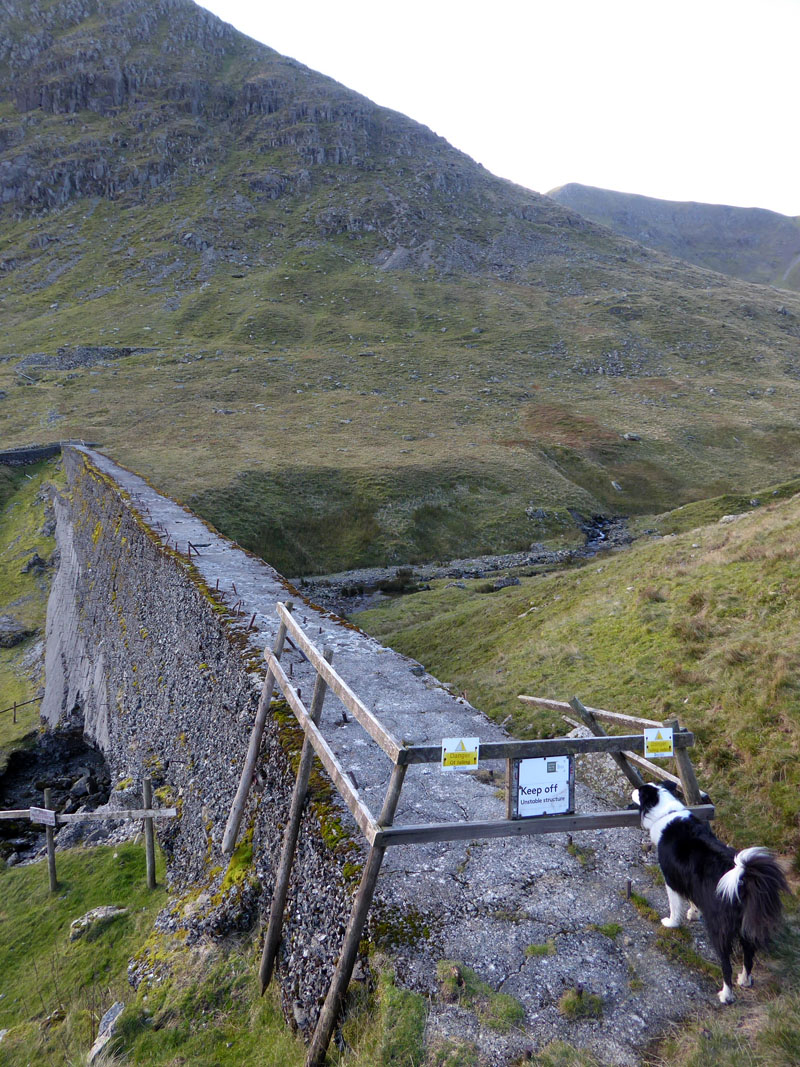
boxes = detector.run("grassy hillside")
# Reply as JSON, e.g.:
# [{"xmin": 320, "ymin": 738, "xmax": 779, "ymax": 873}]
[
  {"xmin": 0, "ymin": 460, "xmax": 60, "ymax": 754},
  {"xmin": 3, "ymin": 1, "xmax": 800, "ymax": 573},
  {"xmin": 3, "ymin": 242, "xmax": 800, "ymax": 573},
  {"xmin": 357, "ymin": 485, "xmax": 800, "ymax": 860}
]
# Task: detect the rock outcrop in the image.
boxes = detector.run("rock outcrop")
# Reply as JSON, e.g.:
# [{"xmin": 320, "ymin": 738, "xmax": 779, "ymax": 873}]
[{"xmin": 0, "ymin": 0, "xmax": 607, "ymax": 278}]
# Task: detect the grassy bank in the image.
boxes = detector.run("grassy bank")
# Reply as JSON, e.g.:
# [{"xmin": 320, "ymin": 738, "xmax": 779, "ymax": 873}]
[
  {"xmin": 357, "ymin": 489, "xmax": 800, "ymax": 859},
  {"xmin": 0, "ymin": 844, "xmax": 433, "ymax": 1066},
  {"xmin": 0, "ymin": 459, "xmax": 61, "ymax": 754}
]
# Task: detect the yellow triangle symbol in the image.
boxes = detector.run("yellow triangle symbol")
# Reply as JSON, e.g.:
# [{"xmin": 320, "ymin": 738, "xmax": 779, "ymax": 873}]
[
  {"xmin": 456, "ymin": 741, "xmax": 466, "ymax": 751},
  {"xmin": 655, "ymin": 731, "xmax": 663, "ymax": 739}
]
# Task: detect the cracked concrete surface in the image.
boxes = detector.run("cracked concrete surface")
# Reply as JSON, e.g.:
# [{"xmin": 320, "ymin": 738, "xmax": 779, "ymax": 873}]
[{"xmin": 66, "ymin": 447, "xmax": 724, "ymax": 1065}]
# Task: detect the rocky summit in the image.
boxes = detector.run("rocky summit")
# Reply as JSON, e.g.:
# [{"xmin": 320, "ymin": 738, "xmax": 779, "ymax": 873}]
[{"xmin": 2, "ymin": 0, "xmax": 800, "ymax": 575}]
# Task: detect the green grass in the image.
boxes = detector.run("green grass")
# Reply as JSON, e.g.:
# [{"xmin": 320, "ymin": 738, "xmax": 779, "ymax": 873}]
[
  {"xmin": 435, "ymin": 959, "xmax": 525, "ymax": 1033},
  {"xmin": 557, "ymin": 987, "xmax": 603, "ymax": 1020},
  {"xmin": 116, "ymin": 939, "xmax": 307, "ymax": 1067},
  {"xmin": 630, "ymin": 475, "xmax": 800, "ymax": 537},
  {"xmin": 0, "ymin": 459, "xmax": 61, "ymax": 746},
  {"xmin": 647, "ymin": 918, "xmax": 800, "ymax": 1067},
  {"xmin": 0, "ymin": 845, "xmax": 431, "ymax": 1067},
  {"xmin": 0, "ymin": 843, "xmax": 169, "ymax": 1065},
  {"xmin": 589, "ymin": 922, "xmax": 622, "ymax": 939},
  {"xmin": 338, "ymin": 966, "xmax": 427, "ymax": 1067},
  {"xmin": 357, "ymin": 486, "xmax": 800, "ymax": 857},
  {"xmin": 525, "ymin": 940, "xmax": 556, "ymax": 957}
]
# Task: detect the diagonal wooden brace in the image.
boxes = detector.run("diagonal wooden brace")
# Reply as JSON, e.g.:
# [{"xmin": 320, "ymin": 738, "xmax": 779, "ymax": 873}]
[
  {"xmin": 569, "ymin": 695, "xmax": 646, "ymax": 790},
  {"xmin": 222, "ymin": 602, "xmax": 293, "ymax": 853},
  {"xmin": 305, "ymin": 761, "xmax": 407, "ymax": 1067},
  {"xmin": 260, "ymin": 649, "xmax": 333, "ymax": 992}
]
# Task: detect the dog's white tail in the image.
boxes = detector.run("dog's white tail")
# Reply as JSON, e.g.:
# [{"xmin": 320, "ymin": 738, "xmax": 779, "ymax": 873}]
[{"xmin": 716, "ymin": 847, "xmax": 772, "ymax": 903}]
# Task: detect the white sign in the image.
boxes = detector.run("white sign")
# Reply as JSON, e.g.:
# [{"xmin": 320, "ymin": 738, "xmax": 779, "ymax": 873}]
[
  {"xmin": 644, "ymin": 727, "xmax": 674, "ymax": 760},
  {"xmin": 516, "ymin": 756, "xmax": 572, "ymax": 817},
  {"xmin": 441, "ymin": 737, "xmax": 479, "ymax": 771},
  {"xmin": 29, "ymin": 806, "xmax": 57, "ymax": 826}
]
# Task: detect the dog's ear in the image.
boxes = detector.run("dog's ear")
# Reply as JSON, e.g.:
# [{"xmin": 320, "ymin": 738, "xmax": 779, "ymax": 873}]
[{"xmin": 662, "ymin": 781, "xmax": 681, "ymax": 798}]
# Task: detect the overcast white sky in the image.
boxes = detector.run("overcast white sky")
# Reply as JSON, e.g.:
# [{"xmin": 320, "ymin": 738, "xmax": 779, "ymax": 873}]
[{"xmin": 199, "ymin": 0, "xmax": 799, "ymax": 217}]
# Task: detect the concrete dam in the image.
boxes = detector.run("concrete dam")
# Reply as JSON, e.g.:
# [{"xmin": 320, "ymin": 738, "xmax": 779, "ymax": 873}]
[{"xmin": 39, "ymin": 444, "xmax": 712, "ymax": 1065}]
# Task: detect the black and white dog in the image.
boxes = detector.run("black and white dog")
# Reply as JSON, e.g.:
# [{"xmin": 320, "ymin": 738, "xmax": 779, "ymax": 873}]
[{"xmin": 632, "ymin": 782, "xmax": 787, "ymax": 1003}]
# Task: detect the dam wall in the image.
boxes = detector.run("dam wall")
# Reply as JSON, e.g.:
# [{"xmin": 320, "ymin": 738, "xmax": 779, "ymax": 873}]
[{"xmin": 42, "ymin": 446, "xmax": 359, "ymax": 1027}]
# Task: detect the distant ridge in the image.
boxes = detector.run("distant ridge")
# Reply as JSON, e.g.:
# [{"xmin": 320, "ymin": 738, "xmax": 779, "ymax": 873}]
[{"xmin": 548, "ymin": 183, "xmax": 800, "ymax": 291}]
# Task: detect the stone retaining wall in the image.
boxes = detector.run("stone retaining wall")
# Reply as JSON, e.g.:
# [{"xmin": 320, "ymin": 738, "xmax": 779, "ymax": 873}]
[
  {"xmin": 0, "ymin": 442, "xmax": 63, "ymax": 465},
  {"xmin": 41, "ymin": 447, "xmax": 356, "ymax": 1032}
]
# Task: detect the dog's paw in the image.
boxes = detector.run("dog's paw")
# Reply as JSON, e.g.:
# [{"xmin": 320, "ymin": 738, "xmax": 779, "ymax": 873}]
[
  {"xmin": 737, "ymin": 969, "xmax": 753, "ymax": 988},
  {"xmin": 661, "ymin": 917, "xmax": 681, "ymax": 928},
  {"xmin": 686, "ymin": 904, "xmax": 700, "ymax": 921},
  {"xmin": 718, "ymin": 985, "xmax": 734, "ymax": 1004}
]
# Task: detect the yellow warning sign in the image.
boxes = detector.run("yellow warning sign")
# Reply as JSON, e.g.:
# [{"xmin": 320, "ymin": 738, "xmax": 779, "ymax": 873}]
[
  {"xmin": 643, "ymin": 727, "xmax": 674, "ymax": 759},
  {"xmin": 441, "ymin": 737, "xmax": 480, "ymax": 771}
]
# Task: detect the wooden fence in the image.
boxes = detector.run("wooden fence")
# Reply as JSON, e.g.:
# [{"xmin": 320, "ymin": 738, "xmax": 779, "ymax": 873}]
[
  {"xmin": 0, "ymin": 697, "xmax": 39, "ymax": 723},
  {"xmin": 225, "ymin": 602, "xmax": 713, "ymax": 1067},
  {"xmin": 0, "ymin": 777, "xmax": 177, "ymax": 891}
]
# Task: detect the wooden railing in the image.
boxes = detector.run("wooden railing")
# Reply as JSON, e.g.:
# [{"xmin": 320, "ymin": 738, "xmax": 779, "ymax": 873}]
[{"xmin": 225, "ymin": 602, "xmax": 712, "ymax": 1067}]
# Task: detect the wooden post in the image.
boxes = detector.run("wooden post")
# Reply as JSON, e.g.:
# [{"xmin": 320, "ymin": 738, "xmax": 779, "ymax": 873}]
[
  {"xmin": 306, "ymin": 842, "xmax": 386, "ymax": 1067},
  {"xmin": 305, "ymin": 760, "xmax": 407, "ymax": 1067},
  {"xmin": 223, "ymin": 602, "xmax": 293, "ymax": 853},
  {"xmin": 377, "ymin": 763, "xmax": 407, "ymax": 827},
  {"xmin": 260, "ymin": 650, "xmax": 333, "ymax": 993},
  {"xmin": 44, "ymin": 788, "xmax": 57, "ymax": 892},
  {"xmin": 666, "ymin": 720, "xmax": 703, "ymax": 804},
  {"xmin": 143, "ymin": 778, "xmax": 156, "ymax": 889},
  {"xmin": 505, "ymin": 757, "xmax": 513, "ymax": 819},
  {"xmin": 569, "ymin": 697, "xmax": 645, "ymax": 790}
]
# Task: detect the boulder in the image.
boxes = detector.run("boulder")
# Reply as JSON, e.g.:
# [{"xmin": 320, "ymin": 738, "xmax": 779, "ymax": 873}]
[
  {"xmin": 21, "ymin": 553, "xmax": 49, "ymax": 573},
  {"xmin": 69, "ymin": 906, "xmax": 128, "ymax": 942},
  {"xmin": 492, "ymin": 576, "xmax": 521, "ymax": 591},
  {"xmin": 88, "ymin": 1002, "xmax": 124, "ymax": 1063},
  {"xmin": 0, "ymin": 615, "xmax": 37, "ymax": 648}
]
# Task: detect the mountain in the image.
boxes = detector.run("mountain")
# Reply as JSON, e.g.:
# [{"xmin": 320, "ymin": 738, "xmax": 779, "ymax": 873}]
[
  {"xmin": 548, "ymin": 183, "xmax": 800, "ymax": 291},
  {"xmin": 2, "ymin": 0, "xmax": 800, "ymax": 574}
]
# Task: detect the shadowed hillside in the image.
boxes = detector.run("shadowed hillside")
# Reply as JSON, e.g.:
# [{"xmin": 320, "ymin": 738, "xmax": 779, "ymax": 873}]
[{"xmin": 549, "ymin": 183, "xmax": 800, "ymax": 291}]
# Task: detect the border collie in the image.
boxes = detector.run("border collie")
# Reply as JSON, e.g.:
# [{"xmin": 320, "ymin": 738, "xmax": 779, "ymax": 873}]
[{"xmin": 632, "ymin": 782, "xmax": 787, "ymax": 1003}]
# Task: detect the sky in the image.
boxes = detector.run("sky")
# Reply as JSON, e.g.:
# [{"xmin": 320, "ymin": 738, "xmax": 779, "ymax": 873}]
[{"xmin": 199, "ymin": 0, "xmax": 799, "ymax": 217}]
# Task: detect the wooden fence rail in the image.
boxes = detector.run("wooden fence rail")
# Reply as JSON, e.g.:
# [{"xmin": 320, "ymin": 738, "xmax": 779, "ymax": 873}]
[
  {"xmin": 234, "ymin": 603, "xmax": 713, "ymax": 1067},
  {"xmin": 0, "ymin": 777, "xmax": 177, "ymax": 891},
  {"xmin": 0, "ymin": 697, "xmax": 39, "ymax": 722}
]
